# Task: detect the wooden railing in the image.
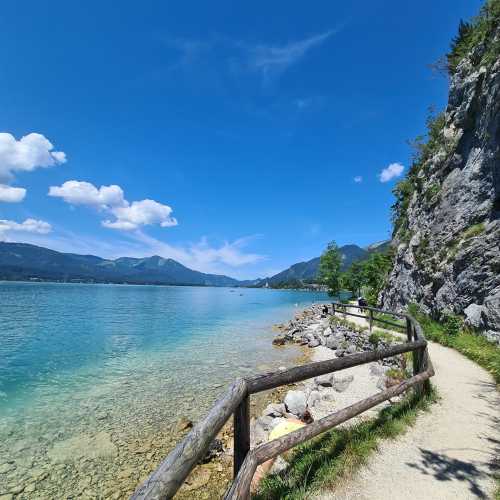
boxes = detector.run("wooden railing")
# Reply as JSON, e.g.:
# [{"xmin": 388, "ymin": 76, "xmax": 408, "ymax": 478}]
[{"xmin": 131, "ymin": 303, "xmax": 434, "ymax": 500}]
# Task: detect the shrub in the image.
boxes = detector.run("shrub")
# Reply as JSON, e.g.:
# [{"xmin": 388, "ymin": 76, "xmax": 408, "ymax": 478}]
[
  {"xmin": 386, "ymin": 368, "xmax": 406, "ymax": 380},
  {"xmin": 414, "ymin": 236, "xmax": 430, "ymax": 266},
  {"xmin": 447, "ymin": 0, "xmax": 500, "ymax": 74},
  {"xmin": 368, "ymin": 332, "xmax": 382, "ymax": 346},
  {"xmin": 442, "ymin": 314, "xmax": 463, "ymax": 336},
  {"xmin": 408, "ymin": 304, "xmax": 500, "ymax": 385},
  {"xmin": 392, "ymin": 111, "xmax": 446, "ymax": 238},
  {"xmin": 424, "ymin": 183, "xmax": 441, "ymax": 202},
  {"xmin": 462, "ymin": 222, "xmax": 485, "ymax": 240}
]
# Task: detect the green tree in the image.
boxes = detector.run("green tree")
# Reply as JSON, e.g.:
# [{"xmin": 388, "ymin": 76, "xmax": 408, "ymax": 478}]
[
  {"xmin": 362, "ymin": 252, "xmax": 393, "ymax": 305},
  {"xmin": 318, "ymin": 241, "xmax": 342, "ymax": 297},
  {"xmin": 342, "ymin": 261, "xmax": 365, "ymax": 297}
]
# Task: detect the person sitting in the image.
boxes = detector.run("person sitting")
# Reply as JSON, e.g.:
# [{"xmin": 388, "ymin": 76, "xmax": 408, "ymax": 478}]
[{"xmin": 357, "ymin": 296, "xmax": 368, "ymax": 311}]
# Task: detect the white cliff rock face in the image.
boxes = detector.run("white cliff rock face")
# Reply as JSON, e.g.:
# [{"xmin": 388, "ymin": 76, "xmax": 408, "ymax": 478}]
[{"xmin": 381, "ymin": 26, "xmax": 500, "ymax": 343}]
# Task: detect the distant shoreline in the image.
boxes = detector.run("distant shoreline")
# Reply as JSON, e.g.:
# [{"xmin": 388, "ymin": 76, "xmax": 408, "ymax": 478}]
[{"xmin": 0, "ymin": 278, "xmax": 328, "ymax": 291}]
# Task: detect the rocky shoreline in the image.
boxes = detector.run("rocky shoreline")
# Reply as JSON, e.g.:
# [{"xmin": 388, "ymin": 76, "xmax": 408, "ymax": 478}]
[
  {"xmin": 176, "ymin": 303, "xmax": 409, "ymax": 498},
  {"xmin": 251, "ymin": 304, "xmax": 407, "ymax": 447}
]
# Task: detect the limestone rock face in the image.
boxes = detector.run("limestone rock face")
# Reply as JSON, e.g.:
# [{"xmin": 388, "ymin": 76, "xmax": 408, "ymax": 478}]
[{"xmin": 381, "ymin": 25, "xmax": 500, "ymax": 344}]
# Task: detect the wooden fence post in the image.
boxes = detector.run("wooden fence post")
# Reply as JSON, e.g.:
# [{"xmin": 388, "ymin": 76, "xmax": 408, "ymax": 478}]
[
  {"xmin": 234, "ymin": 395, "xmax": 250, "ymax": 479},
  {"xmin": 369, "ymin": 309, "xmax": 373, "ymax": 333},
  {"xmin": 411, "ymin": 325, "xmax": 419, "ymax": 377}
]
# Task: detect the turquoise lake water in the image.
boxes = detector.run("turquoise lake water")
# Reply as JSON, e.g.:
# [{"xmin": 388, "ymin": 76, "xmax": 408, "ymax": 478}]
[{"xmin": 0, "ymin": 282, "xmax": 327, "ymax": 497}]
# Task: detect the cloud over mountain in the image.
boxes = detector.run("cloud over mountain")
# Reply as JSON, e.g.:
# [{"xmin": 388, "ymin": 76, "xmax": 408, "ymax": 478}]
[{"xmin": 0, "ymin": 218, "xmax": 52, "ymax": 238}]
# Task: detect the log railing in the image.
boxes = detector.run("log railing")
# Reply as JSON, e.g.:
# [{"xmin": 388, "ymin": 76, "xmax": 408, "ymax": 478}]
[{"xmin": 131, "ymin": 303, "xmax": 434, "ymax": 500}]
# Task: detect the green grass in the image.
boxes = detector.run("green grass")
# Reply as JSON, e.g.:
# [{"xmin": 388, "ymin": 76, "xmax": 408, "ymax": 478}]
[
  {"xmin": 368, "ymin": 329, "xmax": 399, "ymax": 346},
  {"xmin": 462, "ymin": 222, "xmax": 485, "ymax": 240},
  {"xmin": 408, "ymin": 304, "xmax": 500, "ymax": 386},
  {"xmin": 253, "ymin": 389, "xmax": 437, "ymax": 500},
  {"xmin": 330, "ymin": 314, "xmax": 367, "ymax": 334},
  {"xmin": 445, "ymin": 222, "xmax": 487, "ymax": 261},
  {"xmin": 373, "ymin": 312, "xmax": 407, "ymax": 331}
]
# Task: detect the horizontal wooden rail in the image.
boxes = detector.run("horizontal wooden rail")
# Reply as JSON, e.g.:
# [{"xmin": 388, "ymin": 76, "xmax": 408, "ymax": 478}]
[
  {"xmin": 333, "ymin": 301, "xmax": 407, "ymax": 318},
  {"xmin": 131, "ymin": 303, "xmax": 435, "ymax": 500},
  {"xmin": 245, "ymin": 339, "xmax": 426, "ymax": 394},
  {"xmin": 332, "ymin": 301, "xmax": 407, "ymax": 332},
  {"xmin": 224, "ymin": 366, "xmax": 434, "ymax": 499}
]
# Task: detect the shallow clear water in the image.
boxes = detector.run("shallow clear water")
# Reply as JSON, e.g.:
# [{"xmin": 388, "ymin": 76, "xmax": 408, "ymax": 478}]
[{"xmin": 0, "ymin": 282, "xmax": 326, "ymax": 497}]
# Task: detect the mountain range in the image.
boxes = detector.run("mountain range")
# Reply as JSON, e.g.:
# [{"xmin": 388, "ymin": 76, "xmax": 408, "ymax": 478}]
[
  {"xmin": 0, "ymin": 242, "xmax": 242, "ymax": 286},
  {"xmin": 0, "ymin": 240, "xmax": 390, "ymax": 287}
]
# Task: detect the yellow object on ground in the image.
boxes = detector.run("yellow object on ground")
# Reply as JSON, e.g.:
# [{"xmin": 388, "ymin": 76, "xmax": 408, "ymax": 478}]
[{"xmin": 269, "ymin": 419, "xmax": 305, "ymax": 440}]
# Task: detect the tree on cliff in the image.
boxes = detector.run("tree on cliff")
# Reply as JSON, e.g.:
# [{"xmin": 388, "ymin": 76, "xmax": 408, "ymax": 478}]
[{"xmin": 318, "ymin": 241, "xmax": 342, "ymax": 297}]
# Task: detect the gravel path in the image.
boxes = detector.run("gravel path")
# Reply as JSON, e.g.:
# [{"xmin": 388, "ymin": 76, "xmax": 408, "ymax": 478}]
[{"xmin": 314, "ymin": 311, "xmax": 500, "ymax": 500}]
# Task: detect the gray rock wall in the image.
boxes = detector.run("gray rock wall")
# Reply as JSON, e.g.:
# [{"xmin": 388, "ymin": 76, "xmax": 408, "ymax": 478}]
[{"xmin": 381, "ymin": 26, "xmax": 500, "ymax": 343}]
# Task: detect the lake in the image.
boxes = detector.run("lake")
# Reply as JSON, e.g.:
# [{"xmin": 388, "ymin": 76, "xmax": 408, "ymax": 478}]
[{"xmin": 0, "ymin": 282, "xmax": 327, "ymax": 497}]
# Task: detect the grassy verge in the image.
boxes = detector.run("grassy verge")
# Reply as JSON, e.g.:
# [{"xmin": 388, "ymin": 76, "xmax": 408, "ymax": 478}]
[
  {"xmin": 253, "ymin": 388, "xmax": 437, "ymax": 500},
  {"xmin": 373, "ymin": 312, "xmax": 406, "ymax": 331},
  {"xmin": 408, "ymin": 305, "xmax": 500, "ymax": 386},
  {"xmin": 330, "ymin": 314, "xmax": 367, "ymax": 334}
]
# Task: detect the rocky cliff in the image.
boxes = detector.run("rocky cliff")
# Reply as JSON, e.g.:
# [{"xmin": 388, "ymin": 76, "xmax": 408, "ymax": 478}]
[{"xmin": 381, "ymin": 4, "xmax": 500, "ymax": 343}]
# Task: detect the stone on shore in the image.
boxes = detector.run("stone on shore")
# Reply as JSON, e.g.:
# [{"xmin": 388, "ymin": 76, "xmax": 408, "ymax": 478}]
[
  {"xmin": 325, "ymin": 336, "xmax": 342, "ymax": 349},
  {"xmin": 262, "ymin": 403, "xmax": 285, "ymax": 417},
  {"xmin": 175, "ymin": 417, "xmax": 193, "ymax": 432},
  {"xmin": 314, "ymin": 374, "xmax": 333, "ymax": 387},
  {"xmin": 284, "ymin": 390, "xmax": 307, "ymax": 418},
  {"xmin": 272, "ymin": 336, "xmax": 287, "ymax": 346},
  {"xmin": 332, "ymin": 374, "xmax": 354, "ymax": 393},
  {"xmin": 307, "ymin": 390, "xmax": 321, "ymax": 408}
]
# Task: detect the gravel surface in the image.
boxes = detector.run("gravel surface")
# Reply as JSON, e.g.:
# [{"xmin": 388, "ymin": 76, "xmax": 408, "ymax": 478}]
[
  {"xmin": 314, "ymin": 313, "xmax": 500, "ymax": 500},
  {"xmin": 309, "ymin": 346, "xmax": 389, "ymax": 422}
]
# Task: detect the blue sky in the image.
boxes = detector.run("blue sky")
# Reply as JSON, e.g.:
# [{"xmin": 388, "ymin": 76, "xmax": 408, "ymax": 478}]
[{"xmin": 0, "ymin": 0, "xmax": 481, "ymax": 279}]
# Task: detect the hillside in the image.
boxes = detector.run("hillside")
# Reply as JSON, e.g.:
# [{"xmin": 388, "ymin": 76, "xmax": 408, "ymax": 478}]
[
  {"xmin": 257, "ymin": 243, "xmax": 388, "ymax": 288},
  {"xmin": 381, "ymin": 1, "xmax": 500, "ymax": 343},
  {"xmin": 0, "ymin": 242, "xmax": 240, "ymax": 287}
]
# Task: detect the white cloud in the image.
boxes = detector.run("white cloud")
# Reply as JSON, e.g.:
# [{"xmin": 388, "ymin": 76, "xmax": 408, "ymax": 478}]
[
  {"xmin": 0, "ymin": 218, "xmax": 52, "ymax": 237},
  {"xmin": 49, "ymin": 180, "xmax": 125, "ymax": 209},
  {"xmin": 249, "ymin": 31, "xmax": 334, "ymax": 80},
  {"xmin": 354, "ymin": 176, "xmax": 363, "ymax": 183},
  {"xmin": 128, "ymin": 231, "xmax": 264, "ymax": 275},
  {"xmin": 0, "ymin": 184, "xmax": 26, "ymax": 202},
  {"xmin": 0, "ymin": 132, "xmax": 66, "ymax": 183},
  {"xmin": 379, "ymin": 162, "xmax": 404, "ymax": 183},
  {"xmin": 188, "ymin": 236, "xmax": 263, "ymax": 267},
  {"xmin": 49, "ymin": 180, "xmax": 177, "ymax": 231},
  {"xmin": 103, "ymin": 199, "xmax": 177, "ymax": 231}
]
